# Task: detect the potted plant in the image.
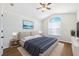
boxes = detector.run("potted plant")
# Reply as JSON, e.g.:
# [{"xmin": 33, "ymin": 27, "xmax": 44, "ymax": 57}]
[{"xmin": 71, "ymin": 30, "xmax": 75, "ymax": 37}]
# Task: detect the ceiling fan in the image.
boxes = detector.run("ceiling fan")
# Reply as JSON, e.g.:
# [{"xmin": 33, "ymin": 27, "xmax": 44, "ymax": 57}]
[{"xmin": 37, "ymin": 3, "xmax": 52, "ymax": 12}]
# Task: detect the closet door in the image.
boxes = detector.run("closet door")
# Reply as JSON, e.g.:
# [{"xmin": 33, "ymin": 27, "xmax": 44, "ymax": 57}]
[{"xmin": 0, "ymin": 14, "xmax": 3, "ymax": 56}]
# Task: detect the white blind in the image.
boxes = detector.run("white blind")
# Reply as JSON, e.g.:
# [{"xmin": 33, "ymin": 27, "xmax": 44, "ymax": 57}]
[{"xmin": 48, "ymin": 16, "xmax": 61, "ymax": 36}]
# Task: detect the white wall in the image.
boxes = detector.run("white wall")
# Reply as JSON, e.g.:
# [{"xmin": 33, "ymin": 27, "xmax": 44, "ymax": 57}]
[
  {"xmin": 3, "ymin": 11, "xmax": 41, "ymax": 48},
  {"xmin": 42, "ymin": 13, "xmax": 76, "ymax": 43},
  {"xmin": 77, "ymin": 9, "xmax": 79, "ymax": 21}
]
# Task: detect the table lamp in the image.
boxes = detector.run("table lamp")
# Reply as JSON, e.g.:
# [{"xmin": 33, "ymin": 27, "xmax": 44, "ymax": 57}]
[{"xmin": 12, "ymin": 32, "xmax": 17, "ymax": 40}]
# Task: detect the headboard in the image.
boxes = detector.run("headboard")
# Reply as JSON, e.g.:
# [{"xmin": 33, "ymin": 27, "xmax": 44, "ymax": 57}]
[{"xmin": 17, "ymin": 31, "xmax": 39, "ymax": 40}]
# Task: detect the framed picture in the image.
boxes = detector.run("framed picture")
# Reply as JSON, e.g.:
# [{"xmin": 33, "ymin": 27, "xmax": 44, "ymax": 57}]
[{"xmin": 23, "ymin": 20, "xmax": 33, "ymax": 29}]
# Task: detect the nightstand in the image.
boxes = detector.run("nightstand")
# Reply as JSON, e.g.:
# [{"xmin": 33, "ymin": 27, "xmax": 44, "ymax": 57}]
[
  {"xmin": 0, "ymin": 49, "xmax": 3, "ymax": 56},
  {"xmin": 10, "ymin": 40, "xmax": 20, "ymax": 48},
  {"xmin": 71, "ymin": 37, "xmax": 79, "ymax": 56}
]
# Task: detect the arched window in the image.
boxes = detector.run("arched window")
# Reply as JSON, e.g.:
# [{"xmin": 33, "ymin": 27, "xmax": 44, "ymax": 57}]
[{"xmin": 48, "ymin": 16, "xmax": 61, "ymax": 36}]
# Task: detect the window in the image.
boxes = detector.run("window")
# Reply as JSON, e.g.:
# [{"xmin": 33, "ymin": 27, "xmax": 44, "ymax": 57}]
[{"xmin": 48, "ymin": 16, "xmax": 61, "ymax": 36}]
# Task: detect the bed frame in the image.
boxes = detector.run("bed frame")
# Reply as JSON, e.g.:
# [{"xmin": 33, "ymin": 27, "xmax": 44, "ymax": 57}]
[{"xmin": 17, "ymin": 31, "xmax": 58, "ymax": 56}]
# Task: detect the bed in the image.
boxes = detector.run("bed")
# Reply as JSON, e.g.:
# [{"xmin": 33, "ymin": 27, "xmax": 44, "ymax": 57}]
[{"xmin": 17, "ymin": 31, "xmax": 58, "ymax": 56}]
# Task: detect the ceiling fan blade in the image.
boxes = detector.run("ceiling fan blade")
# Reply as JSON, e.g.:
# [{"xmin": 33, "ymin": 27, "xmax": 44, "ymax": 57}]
[
  {"xmin": 47, "ymin": 3, "xmax": 52, "ymax": 5},
  {"xmin": 40, "ymin": 3, "xmax": 46, "ymax": 6},
  {"xmin": 46, "ymin": 7, "xmax": 51, "ymax": 10},
  {"xmin": 40, "ymin": 3, "xmax": 44, "ymax": 5},
  {"xmin": 37, "ymin": 7, "xmax": 41, "ymax": 9}
]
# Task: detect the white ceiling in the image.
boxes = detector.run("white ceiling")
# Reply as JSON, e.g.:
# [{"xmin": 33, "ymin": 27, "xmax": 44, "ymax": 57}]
[{"xmin": 2, "ymin": 3, "xmax": 79, "ymax": 20}]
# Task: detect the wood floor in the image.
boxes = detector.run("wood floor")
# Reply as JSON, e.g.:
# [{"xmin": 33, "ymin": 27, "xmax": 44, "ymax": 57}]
[
  {"xmin": 60, "ymin": 42, "xmax": 73, "ymax": 56},
  {"xmin": 3, "ymin": 47, "xmax": 22, "ymax": 56},
  {"xmin": 3, "ymin": 42, "xmax": 73, "ymax": 56}
]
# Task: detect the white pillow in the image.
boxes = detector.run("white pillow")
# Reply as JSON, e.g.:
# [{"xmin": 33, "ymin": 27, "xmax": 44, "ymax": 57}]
[
  {"xmin": 34, "ymin": 35, "xmax": 42, "ymax": 38},
  {"xmin": 22, "ymin": 35, "xmax": 42, "ymax": 42},
  {"xmin": 23, "ymin": 36, "xmax": 34, "ymax": 41}
]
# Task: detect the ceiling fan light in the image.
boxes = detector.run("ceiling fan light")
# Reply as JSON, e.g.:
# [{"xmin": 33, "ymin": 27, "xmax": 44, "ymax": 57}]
[
  {"xmin": 41, "ymin": 8, "xmax": 47, "ymax": 11},
  {"xmin": 41, "ymin": 8, "xmax": 45, "ymax": 10}
]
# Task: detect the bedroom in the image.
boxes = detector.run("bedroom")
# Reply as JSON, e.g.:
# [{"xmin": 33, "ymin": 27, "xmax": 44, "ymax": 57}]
[{"xmin": 0, "ymin": 3, "xmax": 79, "ymax": 56}]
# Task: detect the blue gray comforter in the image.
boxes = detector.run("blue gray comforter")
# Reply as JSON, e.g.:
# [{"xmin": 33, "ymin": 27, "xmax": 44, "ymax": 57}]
[{"xmin": 24, "ymin": 37, "xmax": 57, "ymax": 56}]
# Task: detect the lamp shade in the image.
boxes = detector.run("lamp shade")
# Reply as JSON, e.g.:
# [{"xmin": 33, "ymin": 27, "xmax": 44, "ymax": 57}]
[
  {"xmin": 12, "ymin": 32, "xmax": 17, "ymax": 36},
  {"xmin": 12, "ymin": 32, "xmax": 17, "ymax": 40},
  {"xmin": 38, "ymin": 31, "xmax": 42, "ymax": 34}
]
